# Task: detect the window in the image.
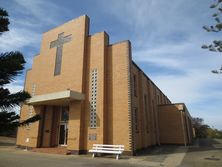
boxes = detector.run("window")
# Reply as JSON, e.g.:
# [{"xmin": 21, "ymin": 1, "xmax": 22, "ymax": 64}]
[
  {"xmin": 144, "ymin": 95, "xmax": 149, "ymax": 133},
  {"xmin": 157, "ymin": 95, "xmax": 160, "ymax": 104},
  {"xmin": 133, "ymin": 75, "xmax": 137, "ymax": 96},
  {"xmin": 134, "ymin": 107, "xmax": 139, "ymax": 133},
  {"xmin": 61, "ymin": 107, "xmax": 69, "ymax": 122},
  {"xmin": 90, "ymin": 69, "xmax": 98, "ymax": 128}
]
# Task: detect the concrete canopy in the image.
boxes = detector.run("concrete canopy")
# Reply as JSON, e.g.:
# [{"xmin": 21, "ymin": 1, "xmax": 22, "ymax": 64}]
[{"xmin": 27, "ymin": 90, "xmax": 85, "ymax": 106}]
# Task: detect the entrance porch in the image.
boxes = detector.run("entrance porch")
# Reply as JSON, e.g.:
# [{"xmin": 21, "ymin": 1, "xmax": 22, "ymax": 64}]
[
  {"xmin": 38, "ymin": 106, "xmax": 69, "ymax": 148},
  {"xmin": 26, "ymin": 90, "xmax": 85, "ymax": 151}
]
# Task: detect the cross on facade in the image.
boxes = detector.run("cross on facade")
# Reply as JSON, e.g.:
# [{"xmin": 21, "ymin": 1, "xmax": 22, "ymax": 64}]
[{"xmin": 50, "ymin": 32, "xmax": 72, "ymax": 75}]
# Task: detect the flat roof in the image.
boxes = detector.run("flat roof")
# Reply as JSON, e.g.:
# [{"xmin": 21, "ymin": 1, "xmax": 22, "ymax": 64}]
[
  {"xmin": 27, "ymin": 90, "xmax": 85, "ymax": 106},
  {"xmin": 158, "ymin": 103, "xmax": 192, "ymax": 119}
]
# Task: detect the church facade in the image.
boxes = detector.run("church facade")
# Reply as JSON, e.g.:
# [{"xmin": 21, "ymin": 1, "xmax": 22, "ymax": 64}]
[{"xmin": 16, "ymin": 15, "xmax": 194, "ymax": 155}]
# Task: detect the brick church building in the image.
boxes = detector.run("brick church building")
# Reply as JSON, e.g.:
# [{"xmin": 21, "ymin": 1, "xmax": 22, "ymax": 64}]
[{"xmin": 16, "ymin": 15, "xmax": 194, "ymax": 155}]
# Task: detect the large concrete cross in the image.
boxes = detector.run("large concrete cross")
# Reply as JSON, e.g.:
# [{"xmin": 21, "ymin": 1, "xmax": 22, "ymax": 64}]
[{"xmin": 50, "ymin": 32, "xmax": 72, "ymax": 75}]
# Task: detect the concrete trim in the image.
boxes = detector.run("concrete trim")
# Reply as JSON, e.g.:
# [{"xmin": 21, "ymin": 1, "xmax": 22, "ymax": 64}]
[{"xmin": 27, "ymin": 90, "xmax": 85, "ymax": 105}]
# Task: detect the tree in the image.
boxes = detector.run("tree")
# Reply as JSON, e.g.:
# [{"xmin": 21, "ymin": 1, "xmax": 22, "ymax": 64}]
[
  {"xmin": 0, "ymin": 111, "xmax": 19, "ymax": 136},
  {"xmin": 202, "ymin": 0, "xmax": 222, "ymax": 74},
  {"xmin": 0, "ymin": 8, "xmax": 9, "ymax": 35},
  {"xmin": 0, "ymin": 8, "xmax": 40, "ymax": 136},
  {"xmin": 192, "ymin": 117, "xmax": 210, "ymax": 138},
  {"xmin": 192, "ymin": 117, "xmax": 222, "ymax": 138}
]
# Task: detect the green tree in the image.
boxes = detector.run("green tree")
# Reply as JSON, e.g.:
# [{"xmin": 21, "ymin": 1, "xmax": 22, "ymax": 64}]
[
  {"xmin": 0, "ymin": 8, "xmax": 40, "ymax": 136},
  {"xmin": 202, "ymin": 0, "xmax": 222, "ymax": 74},
  {"xmin": 192, "ymin": 117, "xmax": 222, "ymax": 138},
  {"xmin": 192, "ymin": 117, "xmax": 210, "ymax": 138}
]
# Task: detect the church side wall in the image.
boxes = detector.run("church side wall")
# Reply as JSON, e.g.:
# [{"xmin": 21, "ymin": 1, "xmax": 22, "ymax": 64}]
[{"xmin": 131, "ymin": 63, "xmax": 171, "ymax": 151}]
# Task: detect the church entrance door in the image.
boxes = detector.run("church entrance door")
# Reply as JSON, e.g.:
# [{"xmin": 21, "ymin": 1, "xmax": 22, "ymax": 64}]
[
  {"xmin": 58, "ymin": 107, "xmax": 69, "ymax": 146},
  {"xmin": 59, "ymin": 123, "xmax": 68, "ymax": 145}
]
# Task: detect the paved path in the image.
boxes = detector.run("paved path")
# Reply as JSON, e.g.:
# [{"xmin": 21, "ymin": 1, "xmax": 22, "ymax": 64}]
[
  {"xmin": 0, "ymin": 147, "xmax": 142, "ymax": 167},
  {"xmin": 161, "ymin": 147, "xmax": 187, "ymax": 167},
  {"xmin": 0, "ymin": 137, "xmax": 222, "ymax": 167},
  {"xmin": 179, "ymin": 138, "xmax": 222, "ymax": 167}
]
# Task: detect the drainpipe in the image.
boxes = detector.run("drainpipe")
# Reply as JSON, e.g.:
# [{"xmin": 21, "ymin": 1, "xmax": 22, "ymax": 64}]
[{"xmin": 180, "ymin": 110, "xmax": 186, "ymax": 146}]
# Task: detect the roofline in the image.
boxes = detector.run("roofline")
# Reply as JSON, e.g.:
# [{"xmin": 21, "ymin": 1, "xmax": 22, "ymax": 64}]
[
  {"xmin": 42, "ymin": 15, "xmax": 90, "ymax": 35},
  {"xmin": 158, "ymin": 103, "xmax": 192, "ymax": 119},
  {"xmin": 132, "ymin": 61, "xmax": 171, "ymax": 103}
]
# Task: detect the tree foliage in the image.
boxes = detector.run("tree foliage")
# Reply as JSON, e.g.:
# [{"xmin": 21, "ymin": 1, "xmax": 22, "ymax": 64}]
[
  {"xmin": 192, "ymin": 117, "xmax": 222, "ymax": 138},
  {"xmin": 0, "ymin": 8, "xmax": 40, "ymax": 135},
  {"xmin": 0, "ymin": 52, "xmax": 31, "ymax": 109},
  {"xmin": 0, "ymin": 111, "xmax": 19, "ymax": 136},
  {"xmin": 202, "ymin": 0, "xmax": 222, "ymax": 74},
  {"xmin": 0, "ymin": 8, "xmax": 9, "ymax": 35}
]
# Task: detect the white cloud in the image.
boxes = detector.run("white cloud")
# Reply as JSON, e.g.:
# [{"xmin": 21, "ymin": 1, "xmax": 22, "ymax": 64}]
[
  {"xmin": 100, "ymin": 0, "xmax": 222, "ymax": 129},
  {"xmin": 134, "ymin": 42, "xmax": 193, "ymax": 69},
  {"xmin": 0, "ymin": 27, "xmax": 40, "ymax": 52},
  {"xmin": 0, "ymin": 0, "xmax": 73, "ymax": 67},
  {"xmin": 5, "ymin": 83, "xmax": 24, "ymax": 93},
  {"xmin": 152, "ymin": 70, "xmax": 222, "ymax": 103},
  {"xmin": 13, "ymin": 0, "xmax": 70, "ymax": 26}
]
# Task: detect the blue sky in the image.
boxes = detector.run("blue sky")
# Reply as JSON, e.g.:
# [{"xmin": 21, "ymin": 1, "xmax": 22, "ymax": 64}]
[{"xmin": 1, "ymin": 0, "xmax": 222, "ymax": 129}]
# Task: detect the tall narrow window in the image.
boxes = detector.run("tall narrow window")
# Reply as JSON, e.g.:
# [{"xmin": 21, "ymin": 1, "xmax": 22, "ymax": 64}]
[
  {"xmin": 90, "ymin": 69, "xmax": 98, "ymax": 128},
  {"xmin": 134, "ymin": 107, "xmax": 139, "ymax": 133},
  {"xmin": 157, "ymin": 95, "xmax": 160, "ymax": 104},
  {"xmin": 133, "ymin": 75, "xmax": 137, "ymax": 96},
  {"xmin": 144, "ymin": 95, "xmax": 149, "ymax": 133}
]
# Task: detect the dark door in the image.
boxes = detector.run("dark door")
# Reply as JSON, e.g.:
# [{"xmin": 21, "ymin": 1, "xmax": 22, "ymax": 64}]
[{"xmin": 59, "ymin": 124, "xmax": 65, "ymax": 145}]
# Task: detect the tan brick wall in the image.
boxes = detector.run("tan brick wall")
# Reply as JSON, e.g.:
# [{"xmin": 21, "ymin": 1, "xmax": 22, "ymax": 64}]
[
  {"xmin": 106, "ymin": 41, "xmax": 132, "ymax": 152},
  {"xmin": 83, "ymin": 32, "xmax": 109, "ymax": 150},
  {"xmin": 16, "ymin": 105, "xmax": 41, "ymax": 147},
  {"xmin": 41, "ymin": 106, "xmax": 53, "ymax": 147},
  {"xmin": 158, "ymin": 104, "xmax": 193, "ymax": 145},
  {"xmin": 158, "ymin": 105, "xmax": 184, "ymax": 144},
  {"xmin": 17, "ymin": 15, "xmax": 89, "ymax": 148},
  {"xmin": 67, "ymin": 101, "xmax": 82, "ymax": 150},
  {"xmin": 130, "ymin": 63, "xmax": 171, "ymax": 150},
  {"xmin": 32, "ymin": 16, "xmax": 89, "ymax": 95}
]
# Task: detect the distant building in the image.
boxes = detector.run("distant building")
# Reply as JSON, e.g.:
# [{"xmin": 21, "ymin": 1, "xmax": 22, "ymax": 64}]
[{"xmin": 16, "ymin": 15, "xmax": 194, "ymax": 155}]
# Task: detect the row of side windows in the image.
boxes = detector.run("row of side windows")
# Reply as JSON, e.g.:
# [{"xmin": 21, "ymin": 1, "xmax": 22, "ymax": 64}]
[
  {"xmin": 132, "ymin": 73, "xmax": 171, "ymax": 133},
  {"xmin": 133, "ymin": 95, "xmax": 150, "ymax": 134}
]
